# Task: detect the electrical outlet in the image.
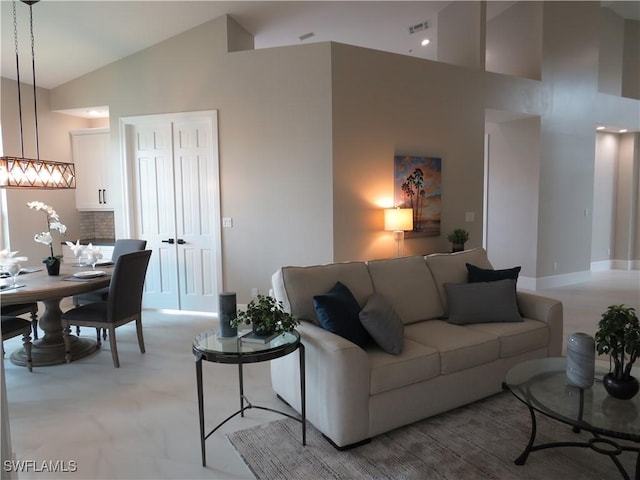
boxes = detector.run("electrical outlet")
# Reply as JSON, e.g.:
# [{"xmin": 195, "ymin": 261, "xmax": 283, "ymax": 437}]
[
  {"xmin": 465, "ymin": 212, "xmax": 475, "ymax": 222},
  {"xmin": 553, "ymin": 262, "xmax": 558, "ymax": 271},
  {"xmin": 251, "ymin": 288, "xmax": 258, "ymax": 298}
]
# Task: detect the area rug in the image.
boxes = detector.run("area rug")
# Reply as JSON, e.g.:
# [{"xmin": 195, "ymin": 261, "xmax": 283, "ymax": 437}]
[{"xmin": 227, "ymin": 392, "xmax": 635, "ymax": 480}]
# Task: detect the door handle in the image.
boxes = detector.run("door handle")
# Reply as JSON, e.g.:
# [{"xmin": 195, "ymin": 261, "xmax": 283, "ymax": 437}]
[
  {"xmin": 98, "ymin": 189, "xmax": 102, "ymax": 204},
  {"xmin": 161, "ymin": 239, "xmax": 175, "ymax": 244},
  {"xmin": 177, "ymin": 239, "xmax": 186, "ymax": 245},
  {"xmin": 102, "ymin": 189, "xmax": 106, "ymax": 204}
]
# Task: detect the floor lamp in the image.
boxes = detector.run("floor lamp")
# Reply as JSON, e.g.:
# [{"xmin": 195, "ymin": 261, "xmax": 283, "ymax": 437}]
[{"xmin": 384, "ymin": 208, "xmax": 413, "ymax": 257}]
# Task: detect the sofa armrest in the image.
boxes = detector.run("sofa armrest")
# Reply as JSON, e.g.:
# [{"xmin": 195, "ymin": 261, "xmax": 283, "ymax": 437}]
[
  {"xmin": 516, "ymin": 291, "xmax": 563, "ymax": 357},
  {"xmin": 270, "ymin": 321, "xmax": 371, "ymax": 447}
]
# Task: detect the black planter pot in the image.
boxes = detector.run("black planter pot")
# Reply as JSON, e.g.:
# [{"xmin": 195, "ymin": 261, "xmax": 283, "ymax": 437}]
[
  {"xmin": 45, "ymin": 259, "xmax": 61, "ymax": 276},
  {"xmin": 603, "ymin": 372, "xmax": 640, "ymax": 400},
  {"xmin": 452, "ymin": 243, "xmax": 465, "ymax": 253}
]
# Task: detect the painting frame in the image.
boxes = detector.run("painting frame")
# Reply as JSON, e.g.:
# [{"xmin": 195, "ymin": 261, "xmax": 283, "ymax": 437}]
[{"xmin": 394, "ymin": 155, "xmax": 441, "ymax": 238}]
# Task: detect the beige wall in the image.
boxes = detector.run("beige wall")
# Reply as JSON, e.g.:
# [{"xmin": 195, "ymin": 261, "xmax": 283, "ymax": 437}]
[
  {"xmin": 486, "ymin": 1, "xmax": 542, "ymax": 81},
  {"xmin": 622, "ymin": 19, "xmax": 640, "ymax": 99},
  {"xmin": 537, "ymin": 1, "xmax": 600, "ymax": 278},
  {"xmin": 592, "ymin": 133, "xmax": 619, "ymax": 264},
  {"xmin": 49, "ymin": 16, "xmax": 333, "ymax": 301},
  {"xmin": 485, "ymin": 117, "xmax": 540, "ymax": 276},
  {"xmin": 615, "ymin": 133, "xmax": 640, "ymax": 265},
  {"xmin": 437, "ymin": 1, "xmax": 485, "ymax": 69},
  {"xmin": 331, "ymin": 45, "xmax": 486, "ymax": 261},
  {"xmin": 599, "ymin": 7, "xmax": 624, "ymax": 95}
]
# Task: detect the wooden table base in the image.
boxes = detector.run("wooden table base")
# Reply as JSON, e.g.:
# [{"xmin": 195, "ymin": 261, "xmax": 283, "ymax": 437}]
[{"xmin": 10, "ymin": 335, "xmax": 98, "ymax": 367}]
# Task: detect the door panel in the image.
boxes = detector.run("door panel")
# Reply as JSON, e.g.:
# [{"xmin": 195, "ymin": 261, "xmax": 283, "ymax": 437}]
[
  {"xmin": 124, "ymin": 112, "xmax": 221, "ymax": 312},
  {"xmin": 132, "ymin": 122, "xmax": 180, "ymax": 309},
  {"xmin": 174, "ymin": 118, "xmax": 219, "ymax": 312}
]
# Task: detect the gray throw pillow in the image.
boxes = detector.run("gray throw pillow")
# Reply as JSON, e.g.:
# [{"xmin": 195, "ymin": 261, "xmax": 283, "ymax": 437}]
[
  {"xmin": 359, "ymin": 293, "xmax": 404, "ymax": 355},
  {"xmin": 444, "ymin": 279, "xmax": 523, "ymax": 324}
]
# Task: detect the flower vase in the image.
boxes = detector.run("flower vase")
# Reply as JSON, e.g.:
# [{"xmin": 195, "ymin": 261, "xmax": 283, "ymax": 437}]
[
  {"xmin": 218, "ymin": 292, "xmax": 237, "ymax": 337},
  {"xmin": 46, "ymin": 259, "xmax": 61, "ymax": 276},
  {"xmin": 566, "ymin": 332, "xmax": 595, "ymax": 388}
]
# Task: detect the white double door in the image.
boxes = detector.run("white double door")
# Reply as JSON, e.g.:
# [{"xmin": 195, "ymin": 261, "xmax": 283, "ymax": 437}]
[{"xmin": 122, "ymin": 111, "xmax": 222, "ymax": 312}]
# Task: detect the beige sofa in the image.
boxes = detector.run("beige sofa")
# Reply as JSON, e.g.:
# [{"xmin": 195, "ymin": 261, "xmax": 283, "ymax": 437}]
[{"xmin": 271, "ymin": 248, "xmax": 563, "ymax": 448}]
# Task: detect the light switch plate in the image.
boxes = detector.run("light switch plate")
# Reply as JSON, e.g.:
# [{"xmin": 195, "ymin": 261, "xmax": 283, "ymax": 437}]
[{"xmin": 222, "ymin": 217, "xmax": 233, "ymax": 228}]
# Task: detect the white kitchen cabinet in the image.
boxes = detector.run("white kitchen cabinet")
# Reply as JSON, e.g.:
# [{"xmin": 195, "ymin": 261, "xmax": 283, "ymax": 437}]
[{"xmin": 71, "ymin": 128, "xmax": 111, "ymax": 210}]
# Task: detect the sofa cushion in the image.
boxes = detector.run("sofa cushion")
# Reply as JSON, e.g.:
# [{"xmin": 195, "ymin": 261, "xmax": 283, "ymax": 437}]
[
  {"xmin": 425, "ymin": 248, "xmax": 493, "ymax": 315},
  {"xmin": 466, "ymin": 263, "xmax": 521, "ymax": 283},
  {"xmin": 405, "ymin": 320, "xmax": 500, "ymax": 374},
  {"xmin": 359, "ymin": 293, "xmax": 404, "ymax": 355},
  {"xmin": 444, "ymin": 279, "xmax": 523, "ymax": 324},
  {"xmin": 367, "ymin": 339, "xmax": 440, "ymax": 395},
  {"xmin": 313, "ymin": 282, "xmax": 372, "ymax": 348},
  {"xmin": 273, "ymin": 262, "xmax": 374, "ymax": 326},
  {"xmin": 466, "ymin": 319, "xmax": 549, "ymax": 358},
  {"xmin": 367, "ymin": 256, "xmax": 444, "ymax": 323}
]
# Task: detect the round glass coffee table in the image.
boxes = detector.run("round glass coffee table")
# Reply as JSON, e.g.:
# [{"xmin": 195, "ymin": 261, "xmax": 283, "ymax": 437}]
[
  {"xmin": 193, "ymin": 329, "xmax": 305, "ymax": 467},
  {"xmin": 503, "ymin": 357, "xmax": 640, "ymax": 480}
]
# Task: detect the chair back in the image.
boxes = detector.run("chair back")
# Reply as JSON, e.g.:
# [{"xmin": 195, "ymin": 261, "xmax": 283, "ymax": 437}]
[
  {"xmin": 112, "ymin": 239, "xmax": 147, "ymax": 261},
  {"xmin": 107, "ymin": 250, "xmax": 152, "ymax": 322}
]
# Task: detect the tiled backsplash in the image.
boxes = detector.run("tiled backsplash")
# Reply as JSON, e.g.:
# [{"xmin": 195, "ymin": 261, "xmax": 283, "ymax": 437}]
[{"xmin": 79, "ymin": 211, "xmax": 115, "ymax": 239}]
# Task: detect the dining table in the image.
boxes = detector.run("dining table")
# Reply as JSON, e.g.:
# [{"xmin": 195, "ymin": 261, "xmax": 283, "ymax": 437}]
[{"xmin": 1, "ymin": 264, "xmax": 112, "ymax": 367}]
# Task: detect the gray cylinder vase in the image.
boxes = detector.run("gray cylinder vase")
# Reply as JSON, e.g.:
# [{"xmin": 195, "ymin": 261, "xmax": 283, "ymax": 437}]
[
  {"xmin": 219, "ymin": 292, "xmax": 238, "ymax": 337},
  {"xmin": 566, "ymin": 332, "xmax": 595, "ymax": 389}
]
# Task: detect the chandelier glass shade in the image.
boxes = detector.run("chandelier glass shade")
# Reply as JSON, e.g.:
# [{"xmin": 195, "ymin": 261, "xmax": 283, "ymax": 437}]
[{"xmin": 0, "ymin": 156, "xmax": 76, "ymax": 189}]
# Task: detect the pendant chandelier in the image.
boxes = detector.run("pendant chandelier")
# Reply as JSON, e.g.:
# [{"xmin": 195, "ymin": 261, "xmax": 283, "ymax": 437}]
[{"xmin": 0, "ymin": 0, "xmax": 76, "ymax": 189}]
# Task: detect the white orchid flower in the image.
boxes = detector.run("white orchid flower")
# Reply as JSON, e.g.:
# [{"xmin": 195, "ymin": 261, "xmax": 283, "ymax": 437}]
[
  {"xmin": 34, "ymin": 231, "xmax": 53, "ymax": 245},
  {"xmin": 28, "ymin": 200, "xmax": 67, "ymax": 261},
  {"xmin": 50, "ymin": 221, "xmax": 67, "ymax": 233}
]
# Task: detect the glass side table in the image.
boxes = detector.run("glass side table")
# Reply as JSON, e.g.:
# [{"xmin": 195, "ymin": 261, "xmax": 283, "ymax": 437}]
[{"xmin": 193, "ymin": 329, "xmax": 306, "ymax": 467}]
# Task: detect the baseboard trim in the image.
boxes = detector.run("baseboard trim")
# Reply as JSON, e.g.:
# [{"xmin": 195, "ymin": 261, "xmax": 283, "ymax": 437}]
[{"xmin": 519, "ymin": 271, "xmax": 591, "ymax": 291}]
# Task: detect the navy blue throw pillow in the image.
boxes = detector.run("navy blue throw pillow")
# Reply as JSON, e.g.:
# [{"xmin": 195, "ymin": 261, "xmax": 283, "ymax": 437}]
[
  {"xmin": 466, "ymin": 263, "xmax": 521, "ymax": 283},
  {"xmin": 313, "ymin": 282, "xmax": 371, "ymax": 348}
]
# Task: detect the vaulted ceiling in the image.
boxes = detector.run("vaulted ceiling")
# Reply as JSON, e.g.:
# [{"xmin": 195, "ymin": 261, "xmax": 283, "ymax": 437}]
[{"xmin": 2, "ymin": 1, "xmax": 637, "ymax": 92}]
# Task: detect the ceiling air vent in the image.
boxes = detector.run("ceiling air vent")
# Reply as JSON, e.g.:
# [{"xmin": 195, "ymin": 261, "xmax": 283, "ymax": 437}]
[{"xmin": 408, "ymin": 21, "xmax": 430, "ymax": 35}]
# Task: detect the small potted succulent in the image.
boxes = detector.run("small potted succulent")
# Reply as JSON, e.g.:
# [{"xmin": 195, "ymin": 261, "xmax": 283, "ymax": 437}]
[
  {"xmin": 447, "ymin": 228, "xmax": 469, "ymax": 253},
  {"xmin": 595, "ymin": 304, "xmax": 640, "ymax": 400},
  {"xmin": 231, "ymin": 294, "xmax": 300, "ymax": 336}
]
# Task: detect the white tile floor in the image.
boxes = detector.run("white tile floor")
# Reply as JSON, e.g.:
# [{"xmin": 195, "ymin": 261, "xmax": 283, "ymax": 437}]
[{"xmin": 2, "ymin": 270, "xmax": 639, "ymax": 479}]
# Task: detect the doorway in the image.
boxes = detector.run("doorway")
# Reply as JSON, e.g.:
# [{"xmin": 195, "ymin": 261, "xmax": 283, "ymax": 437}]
[{"xmin": 121, "ymin": 111, "xmax": 222, "ymax": 312}]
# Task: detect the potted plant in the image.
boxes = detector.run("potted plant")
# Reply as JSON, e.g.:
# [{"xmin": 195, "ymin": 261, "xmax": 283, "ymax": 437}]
[
  {"xmin": 231, "ymin": 294, "xmax": 300, "ymax": 336},
  {"xmin": 447, "ymin": 228, "xmax": 469, "ymax": 252},
  {"xmin": 27, "ymin": 201, "xmax": 67, "ymax": 275},
  {"xmin": 595, "ymin": 304, "xmax": 640, "ymax": 399}
]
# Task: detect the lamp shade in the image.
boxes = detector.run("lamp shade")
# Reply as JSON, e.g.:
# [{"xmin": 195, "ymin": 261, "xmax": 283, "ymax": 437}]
[{"xmin": 384, "ymin": 208, "xmax": 413, "ymax": 232}]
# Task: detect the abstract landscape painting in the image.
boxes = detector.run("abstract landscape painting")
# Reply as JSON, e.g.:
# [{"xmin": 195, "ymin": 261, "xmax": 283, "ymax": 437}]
[{"xmin": 394, "ymin": 155, "xmax": 441, "ymax": 237}]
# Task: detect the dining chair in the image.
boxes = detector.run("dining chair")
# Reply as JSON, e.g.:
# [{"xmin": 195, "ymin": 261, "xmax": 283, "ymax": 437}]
[
  {"xmin": 2, "ymin": 315, "xmax": 33, "ymax": 371},
  {"xmin": 61, "ymin": 250, "xmax": 152, "ymax": 368},
  {"xmin": 73, "ymin": 239, "xmax": 147, "ymax": 337},
  {"xmin": 1, "ymin": 302, "xmax": 39, "ymax": 339}
]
